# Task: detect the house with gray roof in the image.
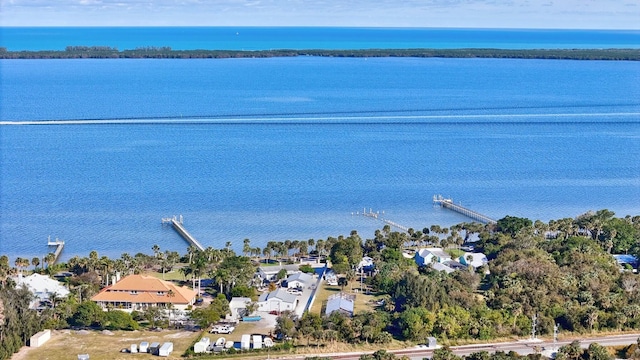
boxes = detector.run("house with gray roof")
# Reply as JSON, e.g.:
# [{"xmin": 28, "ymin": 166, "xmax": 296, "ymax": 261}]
[
  {"xmin": 257, "ymin": 288, "xmax": 298, "ymax": 312},
  {"xmin": 284, "ymin": 272, "xmax": 314, "ymax": 289},
  {"xmin": 325, "ymin": 292, "xmax": 355, "ymax": 317},
  {"xmin": 257, "ymin": 264, "xmax": 301, "ymax": 283},
  {"xmin": 415, "ymin": 247, "xmax": 452, "ymax": 267}
]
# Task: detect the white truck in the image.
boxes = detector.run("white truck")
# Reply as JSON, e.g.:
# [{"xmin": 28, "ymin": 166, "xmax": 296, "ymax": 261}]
[{"xmin": 209, "ymin": 324, "xmax": 235, "ymax": 334}]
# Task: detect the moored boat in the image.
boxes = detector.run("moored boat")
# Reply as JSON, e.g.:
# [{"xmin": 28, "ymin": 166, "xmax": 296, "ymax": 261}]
[{"xmin": 215, "ymin": 337, "xmax": 226, "ymax": 347}]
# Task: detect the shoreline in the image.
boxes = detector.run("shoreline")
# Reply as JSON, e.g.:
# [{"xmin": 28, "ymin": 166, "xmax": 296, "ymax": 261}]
[{"xmin": 1, "ymin": 48, "xmax": 640, "ymax": 60}]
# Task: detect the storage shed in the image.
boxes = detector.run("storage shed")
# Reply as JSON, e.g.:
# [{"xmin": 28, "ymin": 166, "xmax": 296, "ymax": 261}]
[
  {"xmin": 427, "ymin": 336, "xmax": 437, "ymax": 348},
  {"xmin": 241, "ymin": 334, "xmax": 251, "ymax": 350},
  {"xmin": 29, "ymin": 329, "xmax": 51, "ymax": 348},
  {"xmin": 149, "ymin": 342, "xmax": 161, "ymax": 355},
  {"xmin": 194, "ymin": 337, "xmax": 211, "ymax": 353},
  {"xmin": 158, "ymin": 342, "xmax": 173, "ymax": 357},
  {"xmin": 252, "ymin": 335, "xmax": 262, "ymax": 349}
]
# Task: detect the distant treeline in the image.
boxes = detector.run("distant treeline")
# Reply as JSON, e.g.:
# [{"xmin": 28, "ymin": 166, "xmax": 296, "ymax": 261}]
[{"xmin": 0, "ymin": 46, "xmax": 639, "ymax": 60}]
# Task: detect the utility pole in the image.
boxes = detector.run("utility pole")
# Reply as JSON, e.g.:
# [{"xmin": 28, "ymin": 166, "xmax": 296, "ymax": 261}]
[{"xmin": 553, "ymin": 323, "xmax": 559, "ymax": 351}]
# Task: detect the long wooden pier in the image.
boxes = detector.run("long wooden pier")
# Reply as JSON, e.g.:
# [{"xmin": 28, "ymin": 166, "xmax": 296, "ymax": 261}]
[
  {"xmin": 162, "ymin": 215, "xmax": 204, "ymax": 251},
  {"xmin": 433, "ymin": 195, "xmax": 497, "ymax": 224},
  {"xmin": 47, "ymin": 236, "xmax": 65, "ymax": 264},
  {"xmin": 355, "ymin": 208, "xmax": 410, "ymax": 232}
]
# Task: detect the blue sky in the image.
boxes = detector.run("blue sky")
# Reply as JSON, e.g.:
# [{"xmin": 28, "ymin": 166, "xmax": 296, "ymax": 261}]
[{"xmin": 1, "ymin": 0, "xmax": 639, "ymax": 29}]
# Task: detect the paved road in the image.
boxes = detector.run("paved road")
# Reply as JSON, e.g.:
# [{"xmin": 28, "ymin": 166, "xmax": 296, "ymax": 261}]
[{"xmin": 276, "ymin": 333, "xmax": 640, "ymax": 360}]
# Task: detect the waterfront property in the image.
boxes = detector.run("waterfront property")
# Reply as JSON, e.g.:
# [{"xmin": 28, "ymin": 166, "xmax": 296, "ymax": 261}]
[
  {"xmin": 414, "ymin": 247, "xmax": 452, "ymax": 266},
  {"xmin": 91, "ymin": 274, "xmax": 197, "ymax": 312},
  {"xmin": 459, "ymin": 252, "xmax": 489, "ymax": 269},
  {"xmin": 13, "ymin": 273, "xmax": 69, "ymax": 309},
  {"xmin": 257, "ymin": 264, "xmax": 302, "ymax": 283}
]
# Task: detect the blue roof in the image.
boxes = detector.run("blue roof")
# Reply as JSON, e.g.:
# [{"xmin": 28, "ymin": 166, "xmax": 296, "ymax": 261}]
[{"xmin": 613, "ymin": 254, "xmax": 638, "ymax": 266}]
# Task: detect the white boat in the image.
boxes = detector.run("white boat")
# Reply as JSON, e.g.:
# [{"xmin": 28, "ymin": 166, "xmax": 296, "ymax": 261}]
[
  {"xmin": 263, "ymin": 337, "xmax": 274, "ymax": 348},
  {"xmin": 225, "ymin": 340, "xmax": 234, "ymax": 349},
  {"xmin": 215, "ymin": 337, "xmax": 226, "ymax": 347}
]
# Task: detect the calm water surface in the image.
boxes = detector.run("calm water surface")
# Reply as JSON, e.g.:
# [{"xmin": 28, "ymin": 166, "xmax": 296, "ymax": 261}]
[{"xmin": 1, "ymin": 55, "xmax": 639, "ymax": 262}]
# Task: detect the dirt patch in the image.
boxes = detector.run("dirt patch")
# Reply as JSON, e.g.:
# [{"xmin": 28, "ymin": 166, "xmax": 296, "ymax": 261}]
[
  {"xmin": 9, "ymin": 345, "xmax": 31, "ymax": 360},
  {"xmin": 14, "ymin": 329, "xmax": 201, "ymax": 360}
]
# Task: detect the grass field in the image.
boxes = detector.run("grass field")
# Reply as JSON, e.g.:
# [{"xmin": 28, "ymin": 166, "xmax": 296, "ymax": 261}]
[
  {"xmin": 310, "ymin": 281, "xmax": 381, "ymax": 315},
  {"xmin": 143, "ymin": 266, "xmax": 187, "ymax": 282},
  {"xmin": 18, "ymin": 329, "xmax": 201, "ymax": 360}
]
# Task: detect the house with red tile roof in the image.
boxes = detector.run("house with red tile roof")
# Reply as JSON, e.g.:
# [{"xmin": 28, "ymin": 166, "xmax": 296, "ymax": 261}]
[{"xmin": 91, "ymin": 274, "xmax": 197, "ymax": 312}]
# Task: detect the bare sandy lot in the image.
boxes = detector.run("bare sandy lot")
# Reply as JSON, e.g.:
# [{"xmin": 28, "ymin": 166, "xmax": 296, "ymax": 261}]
[{"xmin": 11, "ymin": 329, "xmax": 201, "ymax": 360}]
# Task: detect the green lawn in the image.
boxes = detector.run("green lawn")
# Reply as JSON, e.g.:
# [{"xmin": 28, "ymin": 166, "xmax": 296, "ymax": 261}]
[
  {"xmin": 143, "ymin": 265, "xmax": 188, "ymax": 282},
  {"xmin": 310, "ymin": 282, "xmax": 381, "ymax": 315}
]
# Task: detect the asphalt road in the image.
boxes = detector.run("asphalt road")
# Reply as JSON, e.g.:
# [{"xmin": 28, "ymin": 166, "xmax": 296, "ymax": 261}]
[{"xmin": 278, "ymin": 333, "xmax": 640, "ymax": 360}]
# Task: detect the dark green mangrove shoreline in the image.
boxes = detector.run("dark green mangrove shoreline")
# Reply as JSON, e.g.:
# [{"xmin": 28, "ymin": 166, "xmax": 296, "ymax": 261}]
[{"xmin": 1, "ymin": 46, "xmax": 640, "ymax": 60}]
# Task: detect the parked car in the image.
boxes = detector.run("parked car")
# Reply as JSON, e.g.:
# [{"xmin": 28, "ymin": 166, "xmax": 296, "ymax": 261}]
[{"xmin": 209, "ymin": 325, "xmax": 235, "ymax": 334}]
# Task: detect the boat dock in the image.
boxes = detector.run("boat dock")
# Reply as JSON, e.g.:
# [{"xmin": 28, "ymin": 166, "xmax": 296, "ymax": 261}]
[
  {"xmin": 47, "ymin": 236, "xmax": 65, "ymax": 264},
  {"xmin": 433, "ymin": 195, "xmax": 497, "ymax": 224},
  {"xmin": 162, "ymin": 215, "xmax": 204, "ymax": 251},
  {"xmin": 355, "ymin": 208, "xmax": 410, "ymax": 232}
]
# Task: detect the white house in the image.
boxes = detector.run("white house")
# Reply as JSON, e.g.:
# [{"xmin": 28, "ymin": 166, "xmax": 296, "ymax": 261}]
[
  {"xmin": 431, "ymin": 262, "xmax": 455, "ymax": 274},
  {"xmin": 257, "ymin": 265, "xmax": 301, "ymax": 282},
  {"xmin": 325, "ymin": 293, "xmax": 355, "ymax": 317},
  {"xmin": 14, "ymin": 273, "xmax": 70, "ymax": 309},
  {"xmin": 459, "ymin": 252, "xmax": 488, "ymax": 269},
  {"xmin": 228, "ymin": 297, "xmax": 252, "ymax": 320},
  {"xmin": 324, "ymin": 269, "xmax": 338, "ymax": 285},
  {"xmin": 415, "ymin": 248, "xmax": 451, "ymax": 267},
  {"xmin": 257, "ymin": 288, "xmax": 298, "ymax": 312},
  {"xmin": 356, "ymin": 256, "xmax": 375, "ymax": 271},
  {"xmin": 284, "ymin": 272, "xmax": 314, "ymax": 289}
]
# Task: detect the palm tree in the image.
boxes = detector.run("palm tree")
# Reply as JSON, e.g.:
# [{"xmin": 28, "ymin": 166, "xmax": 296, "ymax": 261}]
[
  {"xmin": 14, "ymin": 257, "xmax": 25, "ymax": 275},
  {"xmin": 166, "ymin": 290, "xmax": 176, "ymax": 328},
  {"xmin": 243, "ymin": 238, "xmax": 251, "ymax": 257},
  {"xmin": 99, "ymin": 256, "xmax": 114, "ymax": 286},
  {"xmin": 31, "ymin": 257, "xmax": 40, "ymax": 271},
  {"xmin": 298, "ymin": 241, "xmax": 308, "ymax": 258},
  {"xmin": 44, "ymin": 253, "xmax": 56, "ymax": 270},
  {"xmin": 315, "ymin": 239, "xmax": 325, "ymax": 257},
  {"xmin": 262, "ymin": 247, "xmax": 272, "ymax": 262},
  {"xmin": 88, "ymin": 250, "xmax": 99, "ymax": 272}
]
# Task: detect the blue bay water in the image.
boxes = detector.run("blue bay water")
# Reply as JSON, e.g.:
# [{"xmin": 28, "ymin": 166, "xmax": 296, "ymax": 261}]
[
  {"xmin": 1, "ymin": 55, "xmax": 640, "ymax": 262},
  {"xmin": 1, "ymin": 27, "xmax": 640, "ymax": 51}
]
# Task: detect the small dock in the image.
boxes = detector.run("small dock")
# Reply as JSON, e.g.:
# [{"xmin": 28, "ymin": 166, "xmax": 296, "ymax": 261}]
[
  {"xmin": 433, "ymin": 195, "xmax": 496, "ymax": 224},
  {"xmin": 162, "ymin": 215, "xmax": 204, "ymax": 251},
  {"xmin": 355, "ymin": 208, "xmax": 410, "ymax": 232},
  {"xmin": 47, "ymin": 236, "xmax": 65, "ymax": 264}
]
